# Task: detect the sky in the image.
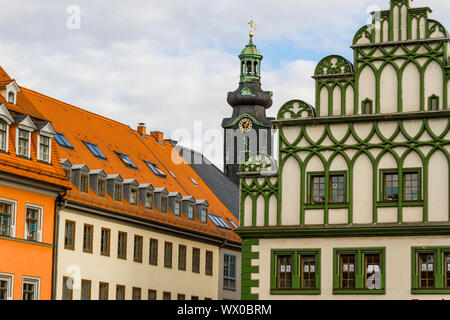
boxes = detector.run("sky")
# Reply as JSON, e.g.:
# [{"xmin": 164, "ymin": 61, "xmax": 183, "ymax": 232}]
[{"xmin": 0, "ymin": 0, "xmax": 449, "ymax": 169}]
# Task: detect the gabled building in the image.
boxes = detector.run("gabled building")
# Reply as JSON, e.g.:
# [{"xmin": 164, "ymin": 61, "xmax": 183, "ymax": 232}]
[
  {"xmin": 237, "ymin": 0, "xmax": 450, "ymax": 300},
  {"xmin": 17, "ymin": 78, "xmax": 241, "ymax": 299},
  {"xmin": 0, "ymin": 68, "xmax": 70, "ymax": 300}
]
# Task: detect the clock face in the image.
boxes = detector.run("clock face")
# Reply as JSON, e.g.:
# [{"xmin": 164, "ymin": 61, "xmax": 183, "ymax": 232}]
[{"xmin": 239, "ymin": 118, "xmax": 253, "ymax": 133}]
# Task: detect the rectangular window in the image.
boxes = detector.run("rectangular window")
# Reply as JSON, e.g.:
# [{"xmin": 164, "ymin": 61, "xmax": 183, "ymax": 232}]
[
  {"xmin": 192, "ymin": 248, "xmax": 200, "ymax": 273},
  {"xmin": 0, "ymin": 121, "xmax": 7, "ymax": 152},
  {"xmin": 62, "ymin": 277, "xmax": 73, "ymax": 300},
  {"xmin": 132, "ymin": 287, "xmax": 141, "ymax": 300},
  {"xmin": 38, "ymin": 135, "xmax": 50, "ymax": 162},
  {"xmin": 17, "ymin": 129, "xmax": 29, "ymax": 157},
  {"xmin": 412, "ymin": 247, "xmax": 450, "ymax": 293},
  {"xmin": 403, "ymin": 171, "xmax": 419, "ymax": 201},
  {"xmin": 134, "ymin": 235, "xmax": 143, "ymax": 263},
  {"xmin": 164, "ymin": 242, "xmax": 173, "ymax": 268},
  {"xmin": 446, "ymin": 253, "xmax": 450, "ymax": 289},
  {"xmin": 145, "ymin": 161, "xmax": 166, "ymax": 177},
  {"xmin": 114, "ymin": 184, "xmax": 122, "ymax": 201},
  {"xmin": 419, "ymin": 252, "xmax": 435, "ymax": 289},
  {"xmin": 64, "ymin": 220, "xmax": 75, "ymax": 250},
  {"xmin": 22, "ymin": 277, "xmax": 39, "ymax": 300},
  {"xmin": 330, "ymin": 175, "xmax": 345, "ymax": 203},
  {"xmin": 178, "ymin": 245, "xmax": 187, "ymax": 271},
  {"xmin": 333, "ymin": 248, "xmax": 385, "ymax": 294},
  {"xmin": 174, "ymin": 200, "xmax": 181, "ymax": 216},
  {"xmin": 224, "ymin": 255, "xmax": 236, "ymax": 290},
  {"xmin": 383, "ymin": 172, "xmax": 399, "ymax": 201},
  {"xmin": 145, "ymin": 193, "xmax": 154, "ymax": 209},
  {"xmin": 55, "ymin": 132, "xmax": 73, "ymax": 149},
  {"xmin": 205, "ymin": 251, "xmax": 213, "ymax": 276},
  {"xmin": 311, "ymin": 175, "xmax": 325, "ymax": 204},
  {"xmin": 148, "ymin": 289, "xmax": 157, "ymax": 300},
  {"xmin": 149, "ymin": 239, "xmax": 158, "ymax": 266},
  {"xmin": 115, "ymin": 151, "xmax": 138, "ymax": 169},
  {"xmin": 100, "ymin": 228, "xmax": 111, "ymax": 256},
  {"xmin": 83, "ymin": 141, "xmax": 107, "ymax": 160},
  {"xmin": 163, "ymin": 292, "xmax": 171, "ymax": 300},
  {"xmin": 116, "ymin": 285, "xmax": 125, "ymax": 300},
  {"xmin": 277, "ymin": 255, "xmax": 293, "ymax": 289},
  {"xmin": 161, "ymin": 197, "xmax": 168, "ymax": 213},
  {"xmin": 130, "ymin": 189, "xmax": 138, "ymax": 205},
  {"xmin": 201, "ymin": 208, "xmax": 208, "ymax": 223},
  {"xmin": 81, "ymin": 280, "xmax": 91, "ymax": 300},
  {"xmin": 25, "ymin": 207, "xmax": 41, "ymax": 242},
  {"xmin": 188, "ymin": 205, "xmax": 194, "ymax": 220},
  {"xmin": 0, "ymin": 202, "xmax": 12, "ymax": 237},
  {"xmin": 64, "ymin": 169, "xmax": 71, "ymax": 181},
  {"xmin": 177, "ymin": 294, "xmax": 186, "ymax": 300},
  {"xmin": 99, "ymin": 282, "xmax": 109, "ymax": 300},
  {"xmin": 117, "ymin": 231, "xmax": 127, "ymax": 260},
  {"xmin": 80, "ymin": 174, "xmax": 89, "ymax": 193},
  {"xmin": 300, "ymin": 255, "xmax": 316, "ymax": 289},
  {"xmin": 83, "ymin": 224, "xmax": 93, "ymax": 253},
  {"xmin": 191, "ymin": 296, "xmax": 199, "ymax": 300},
  {"xmin": 97, "ymin": 180, "xmax": 106, "ymax": 197}
]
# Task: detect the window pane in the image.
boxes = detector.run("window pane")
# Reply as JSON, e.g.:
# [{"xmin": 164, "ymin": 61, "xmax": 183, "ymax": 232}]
[
  {"xmin": 300, "ymin": 255, "xmax": 316, "ymax": 289},
  {"xmin": 365, "ymin": 253, "xmax": 381, "ymax": 289},
  {"xmin": 311, "ymin": 176, "xmax": 326, "ymax": 204},
  {"xmin": 330, "ymin": 175, "xmax": 345, "ymax": 203},
  {"xmin": 164, "ymin": 242, "xmax": 172, "ymax": 268},
  {"xmin": 277, "ymin": 255, "xmax": 293, "ymax": 289},
  {"xmin": 404, "ymin": 172, "xmax": 419, "ymax": 201},
  {"xmin": 384, "ymin": 173, "xmax": 399, "ymax": 201},
  {"xmin": 340, "ymin": 254, "xmax": 356, "ymax": 289},
  {"xmin": 81, "ymin": 280, "xmax": 91, "ymax": 300},
  {"xmin": 419, "ymin": 253, "xmax": 435, "ymax": 289},
  {"xmin": 150, "ymin": 239, "xmax": 158, "ymax": 265}
]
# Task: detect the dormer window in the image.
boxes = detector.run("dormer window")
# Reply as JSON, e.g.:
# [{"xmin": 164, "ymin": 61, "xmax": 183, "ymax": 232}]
[
  {"xmin": 188, "ymin": 204, "xmax": 194, "ymax": 220},
  {"xmin": 64, "ymin": 169, "xmax": 71, "ymax": 180},
  {"xmin": 0, "ymin": 121, "xmax": 7, "ymax": 152},
  {"xmin": 17, "ymin": 129, "xmax": 30, "ymax": 158},
  {"xmin": 200, "ymin": 208, "xmax": 208, "ymax": 223},
  {"xmin": 80, "ymin": 174, "xmax": 89, "ymax": 193},
  {"xmin": 130, "ymin": 189, "xmax": 138, "ymax": 205},
  {"xmin": 97, "ymin": 179, "xmax": 106, "ymax": 197},
  {"xmin": 174, "ymin": 200, "xmax": 181, "ymax": 216},
  {"xmin": 145, "ymin": 193, "xmax": 154, "ymax": 209},
  {"xmin": 161, "ymin": 197, "xmax": 168, "ymax": 213},
  {"xmin": 38, "ymin": 135, "xmax": 51, "ymax": 163},
  {"xmin": 114, "ymin": 184, "xmax": 122, "ymax": 201},
  {"xmin": 7, "ymin": 92, "xmax": 15, "ymax": 104}
]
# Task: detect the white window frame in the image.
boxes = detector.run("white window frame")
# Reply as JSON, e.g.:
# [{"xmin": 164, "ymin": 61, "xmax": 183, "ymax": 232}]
[
  {"xmin": 15, "ymin": 128, "xmax": 32, "ymax": 158},
  {"xmin": 24, "ymin": 203, "xmax": 44, "ymax": 242},
  {"xmin": 0, "ymin": 197, "xmax": 17, "ymax": 238},
  {"xmin": 0, "ymin": 120, "xmax": 9, "ymax": 153},
  {"xmin": 21, "ymin": 276, "xmax": 40, "ymax": 300},
  {"xmin": 0, "ymin": 272, "xmax": 14, "ymax": 300},
  {"xmin": 37, "ymin": 134, "xmax": 52, "ymax": 163}
]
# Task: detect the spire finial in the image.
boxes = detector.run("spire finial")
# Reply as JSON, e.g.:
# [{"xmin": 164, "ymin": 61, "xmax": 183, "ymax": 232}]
[{"xmin": 248, "ymin": 19, "xmax": 256, "ymax": 39}]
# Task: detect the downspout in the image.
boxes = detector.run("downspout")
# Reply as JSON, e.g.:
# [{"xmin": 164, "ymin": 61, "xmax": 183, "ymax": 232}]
[{"xmin": 51, "ymin": 191, "xmax": 67, "ymax": 300}]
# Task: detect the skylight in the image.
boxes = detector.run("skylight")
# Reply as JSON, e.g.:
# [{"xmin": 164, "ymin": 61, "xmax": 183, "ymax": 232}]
[
  {"xmin": 83, "ymin": 141, "xmax": 107, "ymax": 160},
  {"xmin": 145, "ymin": 161, "xmax": 166, "ymax": 177},
  {"xmin": 115, "ymin": 151, "xmax": 138, "ymax": 169},
  {"xmin": 227, "ymin": 218, "xmax": 238, "ymax": 229},
  {"xmin": 55, "ymin": 132, "xmax": 73, "ymax": 149},
  {"xmin": 209, "ymin": 214, "xmax": 231, "ymax": 230},
  {"xmin": 169, "ymin": 171, "xmax": 176, "ymax": 178},
  {"xmin": 190, "ymin": 178, "xmax": 198, "ymax": 186}
]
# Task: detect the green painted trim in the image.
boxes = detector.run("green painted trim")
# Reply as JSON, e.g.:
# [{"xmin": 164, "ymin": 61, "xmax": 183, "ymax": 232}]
[
  {"xmin": 270, "ymin": 289, "xmax": 320, "ymax": 295},
  {"xmin": 411, "ymin": 246, "xmax": 450, "ymax": 293},
  {"xmin": 333, "ymin": 289, "xmax": 386, "ymax": 295},
  {"xmin": 241, "ymin": 239, "xmax": 260, "ymax": 300}
]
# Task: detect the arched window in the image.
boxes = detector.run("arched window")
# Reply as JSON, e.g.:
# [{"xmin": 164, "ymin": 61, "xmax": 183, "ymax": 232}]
[
  {"xmin": 428, "ymin": 95, "xmax": 439, "ymax": 111},
  {"xmin": 246, "ymin": 61, "xmax": 252, "ymax": 75},
  {"xmin": 362, "ymin": 99, "xmax": 373, "ymax": 115},
  {"xmin": 7, "ymin": 92, "xmax": 15, "ymax": 104},
  {"xmin": 254, "ymin": 61, "xmax": 258, "ymax": 76},
  {"xmin": 0, "ymin": 120, "xmax": 6, "ymax": 151}
]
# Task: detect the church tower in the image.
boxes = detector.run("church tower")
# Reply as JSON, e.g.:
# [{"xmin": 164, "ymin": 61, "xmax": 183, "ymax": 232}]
[{"xmin": 222, "ymin": 31, "xmax": 274, "ymax": 184}]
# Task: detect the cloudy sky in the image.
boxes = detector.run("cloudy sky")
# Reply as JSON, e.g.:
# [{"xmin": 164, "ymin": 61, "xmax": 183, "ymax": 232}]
[{"xmin": 1, "ymin": 0, "xmax": 449, "ymax": 168}]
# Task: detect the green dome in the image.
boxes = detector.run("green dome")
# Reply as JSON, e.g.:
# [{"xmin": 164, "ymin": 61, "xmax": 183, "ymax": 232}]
[{"xmin": 240, "ymin": 38, "xmax": 261, "ymax": 56}]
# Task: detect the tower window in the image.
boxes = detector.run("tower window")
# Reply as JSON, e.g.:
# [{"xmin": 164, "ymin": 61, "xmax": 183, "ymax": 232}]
[
  {"xmin": 254, "ymin": 61, "xmax": 258, "ymax": 76},
  {"xmin": 246, "ymin": 61, "xmax": 252, "ymax": 75}
]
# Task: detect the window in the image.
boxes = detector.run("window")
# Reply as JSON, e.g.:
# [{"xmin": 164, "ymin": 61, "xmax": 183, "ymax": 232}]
[
  {"xmin": 330, "ymin": 175, "xmax": 345, "ymax": 203},
  {"xmin": 209, "ymin": 215, "xmax": 231, "ymax": 230},
  {"xmin": 200, "ymin": 208, "xmax": 208, "ymax": 223},
  {"xmin": 300, "ymin": 255, "xmax": 317, "ymax": 289},
  {"xmin": 174, "ymin": 200, "xmax": 181, "ymax": 216},
  {"xmin": 0, "ymin": 274, "xmax": 13, "ymax": 300},
  {"xmin": 191, "ymin": 296, "xmax": 199, "ymax": 300},
  {"xmin": 8, "ymin": 91, "xmax": 15, "ymax": 104},
  {"xmin": 130, "ymin": 189, "xmax": 138, "ymax": 205},
  {"xmin": 382, "ymin": 170, "xmax": 421, "ymax": 202},
  {"xmin": 333, "ymin": 248, "xmax": 385, "ymax": 294},
  {"xmin": 205, "ymin": 251, "xmax": 213, "ymax": 276},
  {"xmin": 132, "ymin": 287, "xmax": 141, "ymax": 300},
  {"xmin": 114, "ymin": 184, "xmax": 122, "ymax": 201},
  {"xmin": 83, "ymin": 224, "xmax": 93, "ymax": 253},
  {"xmin": 362, "ymin": 99, "xmax": 373, "ymax": 114},
  {"xmin": 117, "ymin": 231, "xmax": 127, "ymax": 260},
  {"xmin": 190, "ymin": 178, "xmax": 198, "ymax": 186},
  {"xmin": 227, "ymin": 218, "xmax": 238, "ymax": 229},
  {"xmin": 80, "ymin": 174, "xmax": 89, "ymax": 193},
  {"xmin": 383, "ymin": 172, "xmax": 398, "ymax": 201},
  {"xmin": 81, "ymin": 280, "xmax": 91, "ymax": 300},
  {"xmin": 134, "ymin": 235, "xmax": 143, "ymax": 263},
  {"xmin": 100, "ymin": 228, "xmax": 111, "ymax": 256},
  {"xmin": 410, "ymin": 247, "xmax": 450, "ymax": 293},
  {"xmin": 277, "ymin": 255, "xmax": 292, "ymax": 289},
  {"xmin": 149, "ymin": 239, "xmax": 158, "ymax": 266},
  {"xmin": 0, "ymin": 202, "xmax": 13, "ymax": 237},
  {"xmin": 99, "ymin": 282, "xmax": 109, "ymax": 300},
  {"xmin": 83, "ymin": 141, "xmax": 107, "ymax": 160},
  {"xmin": 145, "ymin": 193, "xmax": 154, "ymax": 209},
  {"xmin": 428, "ymin": 95, "xmax": 439, "ymax": 111},
  {"xmin": 116, "ymin": 285, "xmax": 125, "ymax": 300},
  {"xmin": 22, "ymin": 277, "xmax": 39, "ymax": 300},
  {"xmin": 192, "ymin": 248, "xmax": 200, "ymax": 273},
  {"xmin": 403, "ymin": 171, "xmax": 419, "ymax": 201},
  {"xmin": 97, "ymin": 180, "xmax": 106, "ymax": 197},
  {"xmin": 64, "ymin": 220, "xmax": 75, "ymax": 250},
  {"xmin": 17, "ymin": 129, "xmax": 30, "ymax": 157},
  {"xmin": 25, "ymin": 206, "xmax": 41, "ymax": 242},
  {"xmin": 445, "ymin": 253, "xmax": 450, "ymax": 289},
  {"xmin": 177, "ymin": 294, "xmax": 186, "ymax": 300},
  {"xmin": 148, "ymin": 289, "xmax": 157, "ymax": 300},
  {"xmin": 115, "ymin": 151, "xmax": 138, "ymax": 169},
  {"xmin": 311, "ymin": 175, "xmax": 325, "ymax": 204},
  {"xmin": 55, "ymin": 132, "xmax": 73, "ymax": 149},
  {"xmin": 224, "ymin": 255, "xmax": 236, "ymax": 290},
  {"xmin": 62, "ymin": 277, "xmax": 73, "ymax": 300},
  {"xmin": 164, "ymin": 242, "xmax": 173, "ymax": 268},
  {"xmin": 38, "ymin": 135, "xmax": 50, "ymax": 163},
  {"xmin": 64, "ymin": 169, "xmax": 71, "ymax": 181},
  {"xmin": 0, "ymin": 120, "xmax": 7, "ymax": 152},
  {"xmin": 161, "ymin": 197, "xmax": 168, "ymax": 213},
  {"xmin": 163, "ymin": 292, "xmax": 171, "ymax": 300},
  {"xmin": 188, "ymin": 205, "xmax": 194, "ymax": 220},
  {"xmin": 178, "ymin": 245, "xmax": 187, "ymax": 271},
  {"xmin": 145, "ymin": 161, "xmax": 166, "ymax": 177}
]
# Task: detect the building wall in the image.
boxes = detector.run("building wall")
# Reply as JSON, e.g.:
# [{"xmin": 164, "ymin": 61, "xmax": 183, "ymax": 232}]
[
  {"xmin": 56, "ymin": 207, "xmax": 228, "ymax": 300},
  {"xmin": 0, "ymin": 181, "xmax": 58, "ymax": 300},
  {"xmin": 218, "ymin": 247, "xmax": 241, "ymax": 300}
]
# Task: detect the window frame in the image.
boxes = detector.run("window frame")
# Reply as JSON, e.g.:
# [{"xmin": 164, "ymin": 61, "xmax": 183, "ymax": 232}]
[
  {"xmin": 130, "ymin": 188, "xmax": 138, "ymax": 205},
  {"xmin": 80, "ymin": 174, "xmax": 89, "ymax": 193},
  {"xmin": 62, "ymin": 276, "xmax": 73, "ymax": 300},
  {"xmin": 0, "ymin": 273, "xmax": 14, "ymax": 300},
  {"xmin": 64, "ymin": 220, "xmax": 76, "ymax": 250},
  {"xmin": 0, "ymin": 198, "xmax": 16, "ymax": 238},
  {"xmin": 37, "ymin": 134, "xmax": 51, "ymax": 163},
  {"xmin": 114, "ymin": 184, "xmax": 123, "ymax": 202},
  {"xmin": 100, "ymin": 228, "xmax": 111, "ymax": 257},
  {"xmin": 115, "ymin": 151, "xmax": 138, "ymax": 169},
  {"xmin": 117, "ymin": 231, "xmax": 127, "ymax": 260},
  {"xmin": 116, "ymin": 285, "xmax": 125, "ymax": 300},
  {"xmin": 149, "ymin": 238, "xmax": 158, "ymax": 266},
  {"xmin": 97, "ymin": 179, "xmax": 106, "ymax": 197},
  {"xmin": 333, "ymin": 247, "xmax": 385, "ymax": 295},
  {"xmin": 144, "ymin": 161, "xmax": 167, "ymax": 178},
  {"xmin": 205, "ymin": 251, "xmax": 213, "ymax": 276},
  {"xmin": 192, "ymin": 248, "xmax": 200, "ymax": 274},
  {"xmin": 83, "ymin": 224, "xmax": 93, "ymax": 254},
  {"xmin": 160, "ymin": 197, "xmax": 168, "ymax": 213},
  {"xmin": 81, "ymin": 279, "xmax": 92, "ymax": 300},
  {"xmin": 99, "ymin": 282, "xmax": 109, "ymax": 300},
  {"xmin": 16, "ymin": 128, "xmax": 31, "ymax": 158},
  {"xmin": 148, "ymin": 289, "xmax": 157, "ymax": 300},
  {"xmin": 132, "ymin": 287, "xmax": 142, "ymax": 300},
  {"xmin": 24, "ymin": 204, "xmax": 43, "ymax": 242},
  {"xmin": 164, "ymin": 241, "xmax": 173, "ymax": 269},
  {"xmin": 178, "ymin": 244, "xmax": 187, "ymax": 271},
  {"xmin": 223, "ymin": 254, "xmax": 237, "ymax": 291},
  {"xmin": 134, "ymin": 235, "xmax": 143, "ymax": 263},
  {"xmin": 361, "ymin": 98, "xmax": 373, "ymax": 115},
  {"xmin": 306, "ymin": 171, "xmax": 348, "ymax": 207},
  {"xmin": 428, "ymin": 95, "xmax": 440, "ymax": 111},
  {"xmin": 82, "ymin": 141, "xmax": 107, "ymax": 160},
  {"xmin": 54, "ymin": 132, "xmax": 73, "ymax": 149},
  {"xmin": 145, "ymin": 193, "xmax": 154, "ymax": 209},
  {"xmin": 379, "ymin": 168, "xmax": 423, "ymax": 206},
  {"xmin": 0, "ymin": 120, "xmax": 9, "ymax": 153}
]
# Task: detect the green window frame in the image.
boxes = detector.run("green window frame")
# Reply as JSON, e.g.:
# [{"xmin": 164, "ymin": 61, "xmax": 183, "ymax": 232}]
[
  {"xmin": 361, "ymin": 98, "xmax": 373, "ymax": 115},
  {"xmin": 306, "ymin": 171, "xmax": 348, "ymax": 207},
  {"xmin": 427, "ymin": 95, "xmax": 439, "ymax": 111},
  {"xmin": 270, "ymin": 249, "xmax": 321, "ymax": 295},
  {"xmin": 379, "ymin": 168, "xmax": 422, "ymax": 206},
  {"xmin": 333, "ymin": 247, "xmax": 385, "ymax": 295},
  {"xmin": 411, "ymin": 246, "xmax": 450, "ymax": 294}
]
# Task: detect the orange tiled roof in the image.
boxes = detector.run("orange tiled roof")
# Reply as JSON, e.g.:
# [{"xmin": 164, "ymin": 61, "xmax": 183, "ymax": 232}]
[{"xmin": 22, "ymin": 87, "xmax": 241, "ymax": 244}]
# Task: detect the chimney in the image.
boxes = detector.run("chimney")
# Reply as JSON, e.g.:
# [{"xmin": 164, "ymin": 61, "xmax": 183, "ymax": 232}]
[
  {"xmin": 151, "ymin": 131, "xmax": 164, "ymax": 141},
  {"xmin": 137, "ymin": 123, "xmax": 146, "ymax": 135}
]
